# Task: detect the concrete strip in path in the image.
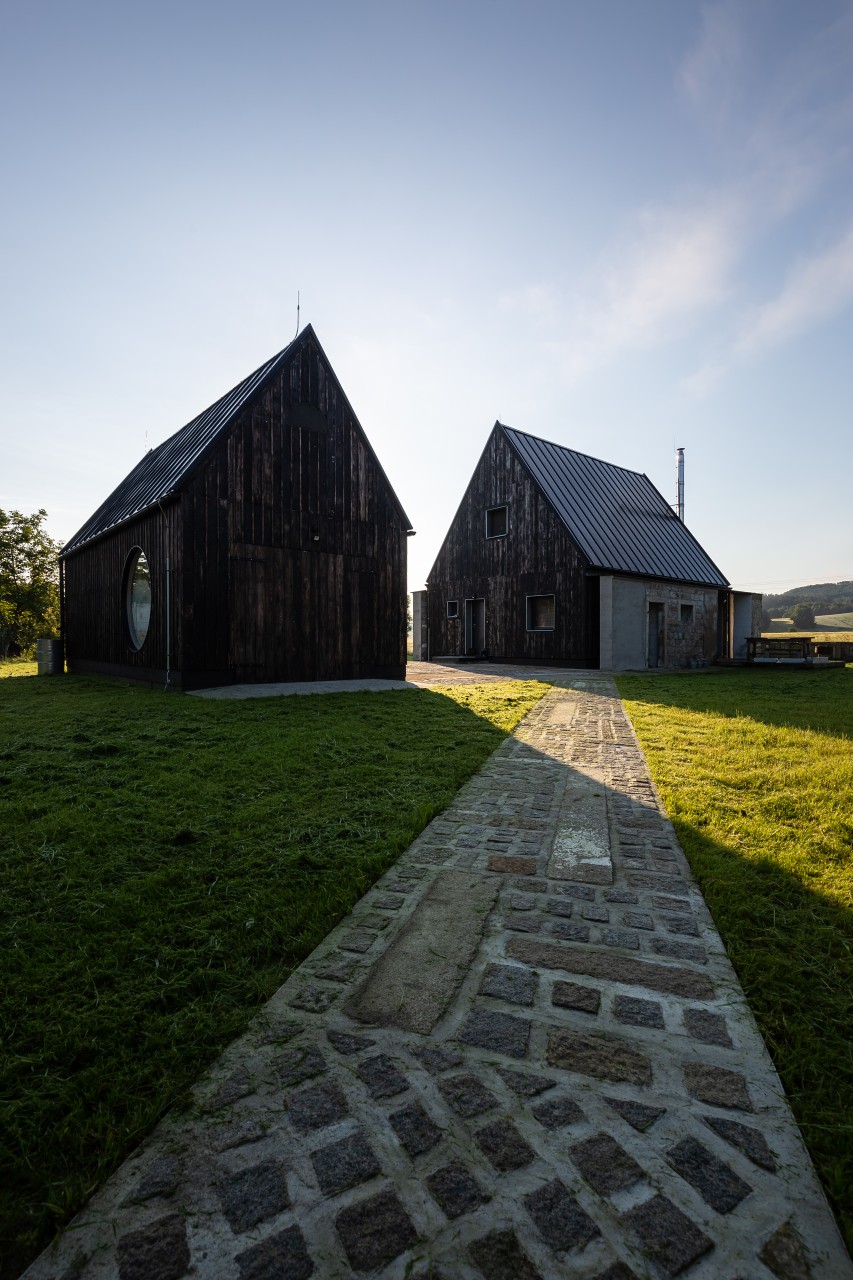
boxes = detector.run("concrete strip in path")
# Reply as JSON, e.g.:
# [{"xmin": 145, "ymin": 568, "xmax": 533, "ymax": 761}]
[
  {"xmin": 345, "ymin": 870, "xmax": 500, "ymax": 1034},
  {"xmin": 24, "ymin": 674, "xmax": 852, "ymax": 1280}
]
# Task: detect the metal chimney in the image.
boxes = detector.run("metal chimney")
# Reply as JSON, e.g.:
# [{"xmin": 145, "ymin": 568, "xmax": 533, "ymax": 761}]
[{"xmin": 676, "ymin": 447, "xmax": 685, "ymax": 521}]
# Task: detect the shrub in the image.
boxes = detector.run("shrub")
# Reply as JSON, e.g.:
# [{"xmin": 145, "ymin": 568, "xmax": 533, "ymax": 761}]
[{"xmin": 790, "ymin": 603, "xmax": 816, "ymax": 629}]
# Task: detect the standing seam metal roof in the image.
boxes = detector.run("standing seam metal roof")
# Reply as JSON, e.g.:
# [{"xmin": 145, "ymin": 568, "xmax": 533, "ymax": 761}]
[
  {"xmin": 502, "ymin": 425, "xmax": 729, "ymax": 587},
  {"xmin": 62, "ymin": 340, "xmax": 297, "ymax": 556}
]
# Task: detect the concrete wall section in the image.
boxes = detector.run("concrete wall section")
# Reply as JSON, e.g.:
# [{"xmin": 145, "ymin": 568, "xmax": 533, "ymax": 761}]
[
  {"xmin": 607, "ymin": 577, "xmax": 720, "ymax": 670},
  {"xmin": 411, "ymin": 591, "xmax": 428, "ymax": 661},
  {"xmin": 731, "ymin": 591, "xmax": 761, "ymax": 659},
  {"xmin": 611, "ymin": 577, "xmax": 646, "ymax": 670}
]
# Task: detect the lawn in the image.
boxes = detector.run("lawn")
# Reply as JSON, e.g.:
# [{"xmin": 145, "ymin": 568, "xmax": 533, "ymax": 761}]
[
  {"xmin": 0, "ymin": 668, "xmax": 547, "ymax": 1277},
  {"xmin": 617, "ymin": 667, "xmax": 853, "ymax": 1251},
  {"xmin": 764, "ymin": 629, "xmax": 853, "ymax": 641},
  {"xmin": 0, "ymin": 659, "xmax": 37, "ymax": 678}
]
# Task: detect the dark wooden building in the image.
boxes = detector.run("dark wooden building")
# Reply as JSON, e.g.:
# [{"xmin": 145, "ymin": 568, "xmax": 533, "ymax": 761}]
[
  {"xmin": 421, "ymin": 422, "xmax": 751, "ymax": 671},
  {"xmin": 61, "ymin": 326, "xmax": 413, "ymax": 688}
]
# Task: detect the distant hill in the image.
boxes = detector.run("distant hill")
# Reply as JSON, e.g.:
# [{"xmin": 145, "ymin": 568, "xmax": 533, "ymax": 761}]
[{"xmin": 763, "ymin": 580, "xmax": 853, "ymax": 615}]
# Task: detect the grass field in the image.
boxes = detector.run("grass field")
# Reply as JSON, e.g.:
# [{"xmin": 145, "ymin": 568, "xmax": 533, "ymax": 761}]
[
  {"xmin": 815, "ymin": 614, "xmax": 853, "ymax": 632},
  {"xmin": 618, "ymin": 667, "xmax": 853, "ymax": 1251},
  {"xmin": 764, "ymin": 630, "xmax": 853, "ymax": 642},
  {"xmin": 765, "ymin": 620, "xmax": 853, "ymax": 639},
  {"xmin": 0, "ymin": 668, "xmax": 547, "ymax": 1277},
  {"xmin": 0, "ymin": 659, "xmax": 37, "ymax": 677}
]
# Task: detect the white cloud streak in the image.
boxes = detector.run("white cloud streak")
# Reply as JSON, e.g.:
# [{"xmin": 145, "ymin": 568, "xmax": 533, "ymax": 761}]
[
  {"xmin": 736, "ymin": 221, "xmax": 853, "ymax": 355},
  {"xmin": 516, "ymin": 5, "xmax": 853, "ymax": 392},
  {"xmin": 677, "ymin": 2, "xmax": 743, "ymax": 121},
  {"xmin": 675, "ymin": 3, "xmax": 853, "ymax": 387},
  {"xmin": 555, "ymin": 200, "xmax": 740, "ymax": 381}
]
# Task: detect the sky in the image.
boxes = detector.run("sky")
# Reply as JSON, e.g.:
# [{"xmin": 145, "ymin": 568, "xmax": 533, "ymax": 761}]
[{"xmin": 1, "ymin": 0, "xmax": 851, "ymax": 599}]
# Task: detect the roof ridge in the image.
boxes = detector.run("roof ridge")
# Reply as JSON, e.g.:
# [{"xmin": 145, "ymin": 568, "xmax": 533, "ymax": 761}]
[{"xmin": 500, "ymin": 422, "xmax": 650, "ymax": 482}]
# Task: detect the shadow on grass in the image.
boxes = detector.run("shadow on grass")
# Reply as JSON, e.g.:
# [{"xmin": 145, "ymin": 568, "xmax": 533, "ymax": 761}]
[
  {"xmin": 0, "ymin": 673, "xmax": 547, "ymax": 1279},
  {"xmin": 671, "ymin": 818, "xmax": 853, "ymax": 1252}
]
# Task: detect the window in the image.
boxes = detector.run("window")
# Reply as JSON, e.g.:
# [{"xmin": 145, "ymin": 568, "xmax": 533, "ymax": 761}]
[
  {"xmin": 527, "ymin": 594, "xmax": 555, "ymax": 631},
  {"xmin": 124, "ymin": 548, "xmax": 151, "ymax": 650},
  {"xmin": 447, "ymin": 599, "xmax": 459, "ymax": 619},
  {"xmin": 485, "ymin": 505, "xmax": 508, "ymax": 538},
  {"xmin": 680, "ymin": 603, "xmax": 694, "ymax": 624}
]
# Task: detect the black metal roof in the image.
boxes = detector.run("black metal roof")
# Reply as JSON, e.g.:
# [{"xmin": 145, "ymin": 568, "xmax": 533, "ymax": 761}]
[
  {"xmin": 62, "ymin": 326, "xmax": 411, "ymax": 555},
  {"xmin": 501, "ymin": 424, "xmax": 729, "ymax": 587}
]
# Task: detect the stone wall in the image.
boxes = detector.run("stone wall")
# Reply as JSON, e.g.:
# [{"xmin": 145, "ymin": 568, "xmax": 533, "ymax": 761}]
[
  {"xmin": 649, "ymin": 584, "xmax": 718, "ymax": 669},
  {"xmin": 609, "ymin": 578, "xmax": 719, "ymax": 670}
]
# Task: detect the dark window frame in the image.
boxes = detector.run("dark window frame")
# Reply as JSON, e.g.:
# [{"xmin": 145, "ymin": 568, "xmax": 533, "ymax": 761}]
[
  {"xmin": 123, "ymin": 546, "xmax": 152, "ymax": 651},
  {"xmin": 447, "ymin": 599, "xmax": 459, "ymax": 619},
  {"xmin": 485, "ymin": 505, "xmax": 508, "ymax": 539},
  {"xmin": 526, "ymin": 593, "xmax": 556, "ymax": 632},
  {"xmin": 680, "ymin": 603, "xmax": 695, "ymax": 624}
]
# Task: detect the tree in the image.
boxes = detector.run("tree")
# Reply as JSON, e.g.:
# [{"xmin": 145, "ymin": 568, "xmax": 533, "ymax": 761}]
[
  {"xmin": 789, "ymin": 602, "xmax": 816, "ymax": 630},
  {"xmin": 0, "ymin": 509, "xmax": 62, "ymax": 657}
]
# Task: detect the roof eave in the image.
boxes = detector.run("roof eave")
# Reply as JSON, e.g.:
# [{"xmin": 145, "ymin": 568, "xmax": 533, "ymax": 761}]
[
  {"xmin": 60, "ymin": 491, "xmax": 181, "ymax": 558},
  {"xmin": 585, "ymin": 564, "xmax": 730, "ymax": 590}
]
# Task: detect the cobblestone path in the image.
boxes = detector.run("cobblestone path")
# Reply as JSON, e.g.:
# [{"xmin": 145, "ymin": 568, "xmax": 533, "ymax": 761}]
[{"xmin": 25, "ymin": 673, "xmax": 851, "ymax": 1280}]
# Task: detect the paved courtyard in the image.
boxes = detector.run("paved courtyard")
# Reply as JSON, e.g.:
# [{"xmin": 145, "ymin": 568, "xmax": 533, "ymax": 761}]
[{"xmin": 25, "ymin": 668, "xmax": 851, "ymax": 1279}]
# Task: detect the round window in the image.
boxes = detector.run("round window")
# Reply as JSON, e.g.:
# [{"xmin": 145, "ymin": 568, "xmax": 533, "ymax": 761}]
[{"xmin": 125, "ymin": 549, "xmax": 152, "ymax": 650}]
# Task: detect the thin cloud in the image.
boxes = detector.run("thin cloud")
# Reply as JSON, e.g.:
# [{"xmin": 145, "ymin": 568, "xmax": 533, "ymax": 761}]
[
  {"xmin": 737, "ymin": 221, "xmax": 853, "ymax": 355},
  {"xmin": 681, "ymin": 358, "xmax": 725, "ymax": 400},
  {"xmin": 557, "ymin": 200, "xmax": 739, "ymax": 381},
  {"xmin": 676, "ymin": 6, "xmax": 853, "ymax": 392},
  {"xmin": 550, "ymin": 5, "xmax": 853, "ymax": 393},
  {"xmin": 678, "ymin": 2, "xmax": 743, "ymax": 120},
  {"xmin": 497, "ymin": 284, "xmax": 560, "ymax": 324}
]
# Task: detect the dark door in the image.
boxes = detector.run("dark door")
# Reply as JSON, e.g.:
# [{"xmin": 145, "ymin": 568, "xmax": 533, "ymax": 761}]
[
  {"xmin": 465, "ymin": 598, "xmax": 486, "ymax": 655},
  {"xmin": 647, "ymin": 602, "xmax": 664, "ymax": 668}
]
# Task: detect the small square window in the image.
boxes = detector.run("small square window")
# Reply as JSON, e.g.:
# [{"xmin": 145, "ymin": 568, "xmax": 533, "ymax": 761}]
[
  {"xmin": 486, "ymin": 505, "xmax": 508, "ymax": 538},
  {"xmin": 680, "ymin": 603, "xmax": 694, "ymax": 624},
  {"xmin": 527, "ymin": 594, "xmax": 555, "ymax": 631},
  {"xmin": 447, "ymin": 599, "xmax": 458, "ymax": 619}
]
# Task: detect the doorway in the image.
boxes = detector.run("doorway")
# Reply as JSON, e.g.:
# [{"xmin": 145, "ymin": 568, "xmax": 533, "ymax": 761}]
[
  {"xmin": 647, "ymin": 602, "xmax": 664, "ymax": 668},
  {"xmin": 465, "ymin": 598, "xmax": 486, "ymax": 655}
]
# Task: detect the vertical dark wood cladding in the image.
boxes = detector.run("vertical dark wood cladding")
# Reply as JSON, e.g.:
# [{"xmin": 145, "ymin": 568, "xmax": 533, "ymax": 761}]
[
  {"xmin": 427, "ymin": 426, "xmax": 593, "ymax": 665},
  {"xmin": 64, "ymin": 500, "xmax": 182, "ymax": 683},
  {"xmin": 64, "ymin": 334, "xmax": 407, "ymax": 685}
]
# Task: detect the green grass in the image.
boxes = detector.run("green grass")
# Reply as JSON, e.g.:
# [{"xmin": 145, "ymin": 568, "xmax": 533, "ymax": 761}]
[
  {"xmin": 765, "ymin": 620, "xmax": 853, "ymax": 640},
  {"xmin": 764, "ymin": 629, "xmax": 853, "ymax": 642},
  {"xmin": 0, "ymin": 658, "xmax": 37, "ymax": 677},
  {"xmin": 816, "ymin": 613, "xmax": 853, "ymax": 631},
  {"xmin": 0, "ymin": 669, "xmax": 547, "ymax": 1277},
  {"xmin": 617, "ymin": 668, "xmax": 853, "ymax": 1251}
]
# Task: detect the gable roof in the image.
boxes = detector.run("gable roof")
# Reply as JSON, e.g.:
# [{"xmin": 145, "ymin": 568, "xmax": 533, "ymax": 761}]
[
  {"xmin": 501, "ymin": 424, "xmax": 728, "ymax": 587},
  {"xmin": 62, "ymin": 326, "xmax": 411, "ymax": 555}
]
